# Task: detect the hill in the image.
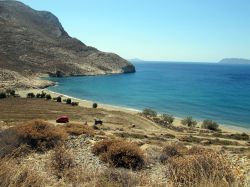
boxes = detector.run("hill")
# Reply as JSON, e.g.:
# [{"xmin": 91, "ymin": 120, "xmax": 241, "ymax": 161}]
[
  {"xmin": 0, "ymin": 1, "xmax": 135, "ymax": 90},
  {"xmin": 219, "ymin": 58, "xmax": 250, "ymax": 64}
]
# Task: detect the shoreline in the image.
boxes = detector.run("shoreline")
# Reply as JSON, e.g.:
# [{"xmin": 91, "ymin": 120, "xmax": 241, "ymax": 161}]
[
  {"xmin": 17, "ymin": 88, "xmax": 250, "ymax": 134},
  {"xmin": 18, "ymin": 88, "xmax": 141, "ymax": 115}
]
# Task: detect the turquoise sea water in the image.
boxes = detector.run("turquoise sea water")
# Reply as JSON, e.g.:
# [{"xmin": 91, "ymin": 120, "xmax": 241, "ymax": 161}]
[{"xmin": 48, "ymin": 62, "xmax": 250, "ymax": 128}]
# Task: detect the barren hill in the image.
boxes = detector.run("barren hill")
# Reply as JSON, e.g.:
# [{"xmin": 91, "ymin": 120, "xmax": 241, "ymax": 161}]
[{"xmin": 0, "ymin": 1, "xmax": 135, "ymax": 89}]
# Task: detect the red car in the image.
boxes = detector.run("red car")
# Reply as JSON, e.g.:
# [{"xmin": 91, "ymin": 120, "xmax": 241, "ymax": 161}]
[{"xmin": 56, "ymin": 116, "xmax": 69, "ymax": 123}]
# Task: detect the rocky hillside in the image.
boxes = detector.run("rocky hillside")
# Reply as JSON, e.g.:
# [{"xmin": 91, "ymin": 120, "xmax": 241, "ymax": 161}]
[{"xmin": 0, "ymin": 1, "xmax": 135, "ymax": 89}]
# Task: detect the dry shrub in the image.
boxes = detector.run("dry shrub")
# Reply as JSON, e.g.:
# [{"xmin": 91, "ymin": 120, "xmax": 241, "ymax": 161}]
[
  {"xmin": 98, "ymin": 168, "xmax": 153, "ymax": 187},
  {"xmin": 92, "ymin": 139, "xmax": 122, "ymax": 156},
  {"xmin": 14, "ymin": 120, "xmax": 67, "ymax": 151},
  {"xmin": 92, "ymin": 139, "xmax": 145, "ymax": 170},
  {"xmin": 61, "ymin": 165, "xmax": 164, "ymax": 187},
  {"xmin": 0, "ymin": 157, "xmax": 48, "ymax": 187},
  {"xmin": 0, "ymin": 127, "xmax": 33, "ymax": 158},
  {"xmin": 0, "ymin": 127, "xmax": 21, "ymax": 157},
  {"xmin": 62, "ymin": 123, "xmax": 94, "ymax": 136},
  {"xmin": 160, "ymin": 143, "xmax": 188, "ymax": 164},
  {"xmin": 166, "ymin": 146, "xmax": 237, "ymax": 187},
  {"xmin": 50, "ymin": 145, "xmax": 76, "ymax": 179}
]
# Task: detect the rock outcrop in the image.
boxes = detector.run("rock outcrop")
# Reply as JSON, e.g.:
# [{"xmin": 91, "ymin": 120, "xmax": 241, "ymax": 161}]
[{"xmin": 0, "ymin": 1, "xmax": 135, "ymax": 89}]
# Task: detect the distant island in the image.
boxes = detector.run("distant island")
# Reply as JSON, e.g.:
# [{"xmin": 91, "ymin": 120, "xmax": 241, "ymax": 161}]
[
  {"xmin": 219, "ymin": 58, "xmax": 250, "ymax": 64},
  {"xmin": 129, "ymin": 58, "xmax": 145, "ymax": 62}
]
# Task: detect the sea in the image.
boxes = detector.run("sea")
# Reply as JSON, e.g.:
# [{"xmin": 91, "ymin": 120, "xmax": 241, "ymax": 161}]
[{"xmin": 48, "ymin": 62, "xmax": 250, "ymax": 129}]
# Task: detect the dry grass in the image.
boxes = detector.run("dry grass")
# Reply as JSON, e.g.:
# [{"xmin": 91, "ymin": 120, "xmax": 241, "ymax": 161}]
[
  {"xmin": 53, "ymin": 162, "xmax": 161, "ymax": 187},
  {"xmin": 163, "ymin": 145, "xmax": 240, "ymax": 187},
  {"xmin": 14, "ymin": 120, "xmax": 67, "ymax": 151},
  {"xmin": 92, "ymin": 139, "xmax": 145, "ymax": 170},
  {"xmin": 179, "ymin": 135, "xmax": 240, "ymax": 146},
  {"xmin": 160, "ymin": 143, "xmax": 188, "ymax": 164},
  {"xmin": 92, "ymin": 139, "xmax": 117, "ymax": 156},
  {"xmin": 62, "ymin": 123, "xmax": 94, "ymax": 136},
  {"xmin": 50, "ymin": 145, "xmax": 76, "ymax": 179},
  {"xmin": 0, "ymin": 127, "xmax": 22, "ymax": 157},
  {"xmin": 0, "ymin": 156, "xmax": 50, "ymax": 187},
  {"xmin": 0, "ymin": 97, "xmax": 159, "ymax": 132},
  {"xmin": 213, "ymin": 132, "xmax": 250, "ymax": 141},
  {"xmin": 98, "ymin": 168, "xmax": 159, "ymax": 187}
]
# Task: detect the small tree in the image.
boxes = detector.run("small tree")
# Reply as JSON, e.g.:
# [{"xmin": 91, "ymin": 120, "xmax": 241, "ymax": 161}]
[
  {"xmin": 71, "ymin": 102, "xmax": 79, "ymax": 106},
  {"xmin": 27, "ymin": 92, "xmax": 35, "ymax": 98},
  {"xmin": 66, "ymin": 98, "xmax": 71, "ymax": 104},
  {"xmin": 181, "ymin": 116, "xmax": 197, "ymax": 127},
  {"xmin": 6, "ymin": 89, "xmax": 15, "ymax": 96},
  {"xmin": 56, "ymin": 96, "xmax": 62, "ymax": 103},
  {"xmin": 92, "ymin": 103, "xmax": 98, "ymax": 108},
  {"xmin": 0, "ymin": 92, "xmax": 7, "ymax": 99},
  {"xmin": 161, "ymin": 114, "xmax": 175, "ymax": 125},
  {"xmin": 36, "ymin": 93, "xmax": 41, "ymax": 98},
  {"xmin": 46, "ymin": 94, "xmax": 52, "ymax": 100},
  {"xmin": 41, "ymin": 91, "xmax": 46, "ymax": 98},
  {"xmin": 202, "ymin": 120, "xmax": 219, "ymax": 131},
  {"xmin": 142, "ymin": 108, "xmax": 157, "ymax": 117}
]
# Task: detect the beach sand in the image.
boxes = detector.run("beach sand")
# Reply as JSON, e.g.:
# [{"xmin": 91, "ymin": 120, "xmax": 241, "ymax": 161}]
[{"xmin": 17, "ymin": 88, "xmax": 249, "ymax": 134}]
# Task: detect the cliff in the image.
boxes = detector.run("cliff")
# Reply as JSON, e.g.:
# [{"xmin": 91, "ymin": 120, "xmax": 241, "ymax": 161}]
[{"xmin": 0, "ymin": 1, "xmax": 135, "ymax": 89}]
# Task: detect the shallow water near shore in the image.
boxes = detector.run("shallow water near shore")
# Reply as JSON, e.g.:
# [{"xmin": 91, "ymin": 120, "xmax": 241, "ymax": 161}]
[{"xmin": 48, "ymin": 62, "xmax": 250, "ymax": 128}]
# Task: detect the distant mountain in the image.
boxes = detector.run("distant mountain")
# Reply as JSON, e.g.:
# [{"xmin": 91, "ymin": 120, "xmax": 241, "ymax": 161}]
[
  {"xmin": 219, "ymin": 58, "xmax": 250, "ymax": 64},
  {"xmin": 0, "ymin": 1, "xmax": 135, "ymax": 89},
  {"xmin": 129, "ymin": 58, "xmax": 145, "ymax": 62}
]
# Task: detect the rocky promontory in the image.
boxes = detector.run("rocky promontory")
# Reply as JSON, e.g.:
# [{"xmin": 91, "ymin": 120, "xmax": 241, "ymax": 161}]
[{"xmin": 0, "ymin": 1, "xmax": 135, "ymax": 89}]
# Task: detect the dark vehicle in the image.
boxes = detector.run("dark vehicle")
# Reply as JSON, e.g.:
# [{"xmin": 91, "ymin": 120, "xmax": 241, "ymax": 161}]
[
  {"xmin": 94, "ymin": 119, "xmax": 103, "ymax": 126},
  {"xmin": 56, "ymin": 116, "xmax": 69, "ymax": 123}
]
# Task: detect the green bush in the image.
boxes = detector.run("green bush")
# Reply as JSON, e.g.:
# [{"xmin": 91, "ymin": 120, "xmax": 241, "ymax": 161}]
[
  {"xmin": 0, "ymin": 92, "xmax": 7, "ymax": 99},
  {"xmin": 6, "ymin": 89, "xmax": 15, "ymax": 96},
  {"xmin": 202, "ymin": 120, "xmax": 219, "ymax": 131},
  {"xmin": 92, "ymin": 103, "xmax": 98, "ymax": 108},
  {"xmin": 40, "ymin": 91, "xmax": 46, "ymax": 98},
  {"xmin": 181, "ymin": 116, "xmax": 197, "ymax": 127},
  {"xmin": 66, "ymin": 98, "xmax": 71, "ymax": 104},
  {"xmin": 27, "ymin": 92, "xmax": 35, "ymax": 98},
  {"xmin": 56, "ymin": 96, "xmax": 62, "ymax": 102},
  {"xmin": 142, "ymin": 108, "xmax": 157, "ymax": 117},
  {"xmin": 45, "ymin": 94, "xmax": 52, "ymax": 100},
  {"xmin": 161, "ymin": 114, "xmax": 175, "ymax": 125},
  {"xmin": 71, "ymin": 102, "xmax": 79, "ymax": 106},
  {"xmin": 36, "ymin": 93, "xmax": 41, "ymax": 98}
]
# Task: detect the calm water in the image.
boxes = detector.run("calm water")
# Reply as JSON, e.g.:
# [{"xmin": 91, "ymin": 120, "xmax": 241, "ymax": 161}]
[{"xmin": 48, "ymin": 62, "xmax": 250, "ymax": 128}]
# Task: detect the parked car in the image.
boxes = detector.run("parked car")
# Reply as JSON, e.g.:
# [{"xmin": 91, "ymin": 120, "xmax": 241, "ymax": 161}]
[{"xmin": 56, "ymin": 116, "xmax": 69, "ymax": 123}]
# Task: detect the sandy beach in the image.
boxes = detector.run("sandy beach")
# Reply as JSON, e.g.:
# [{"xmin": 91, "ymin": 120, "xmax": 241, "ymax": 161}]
[
  {"xmin": 17, "ymin": 88, "xmax": 249, "ymax": 134},
  {"xmin": 17, "ymin": 88, "xmax": 140, "ymax": 115}
]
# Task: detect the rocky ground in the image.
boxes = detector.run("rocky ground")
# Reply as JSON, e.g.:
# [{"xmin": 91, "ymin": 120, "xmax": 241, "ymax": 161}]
[{"xmin": 0, "ymin": 69, "xmax": 54, "ymax": 90}]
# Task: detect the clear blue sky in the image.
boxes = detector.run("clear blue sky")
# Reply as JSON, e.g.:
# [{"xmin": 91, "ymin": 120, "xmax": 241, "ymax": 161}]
[{"xmin": 20, "ymin": 0, "xmax": 250, "ymax": 62}]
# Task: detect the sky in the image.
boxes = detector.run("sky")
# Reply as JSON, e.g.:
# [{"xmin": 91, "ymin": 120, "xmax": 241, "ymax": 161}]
[{"xmin": 19, "ymin": 0, "xmax": 250, "ymax": 62}]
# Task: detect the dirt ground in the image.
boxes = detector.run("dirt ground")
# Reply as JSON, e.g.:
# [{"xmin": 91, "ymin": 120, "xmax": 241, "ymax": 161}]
[
  {"xmin": 1, "ymin": 97, "xmax": 250, "ymax": 185},
  {"xmin": 1, "ymin": 97, "xmax": 249, "ymax": 148}
]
